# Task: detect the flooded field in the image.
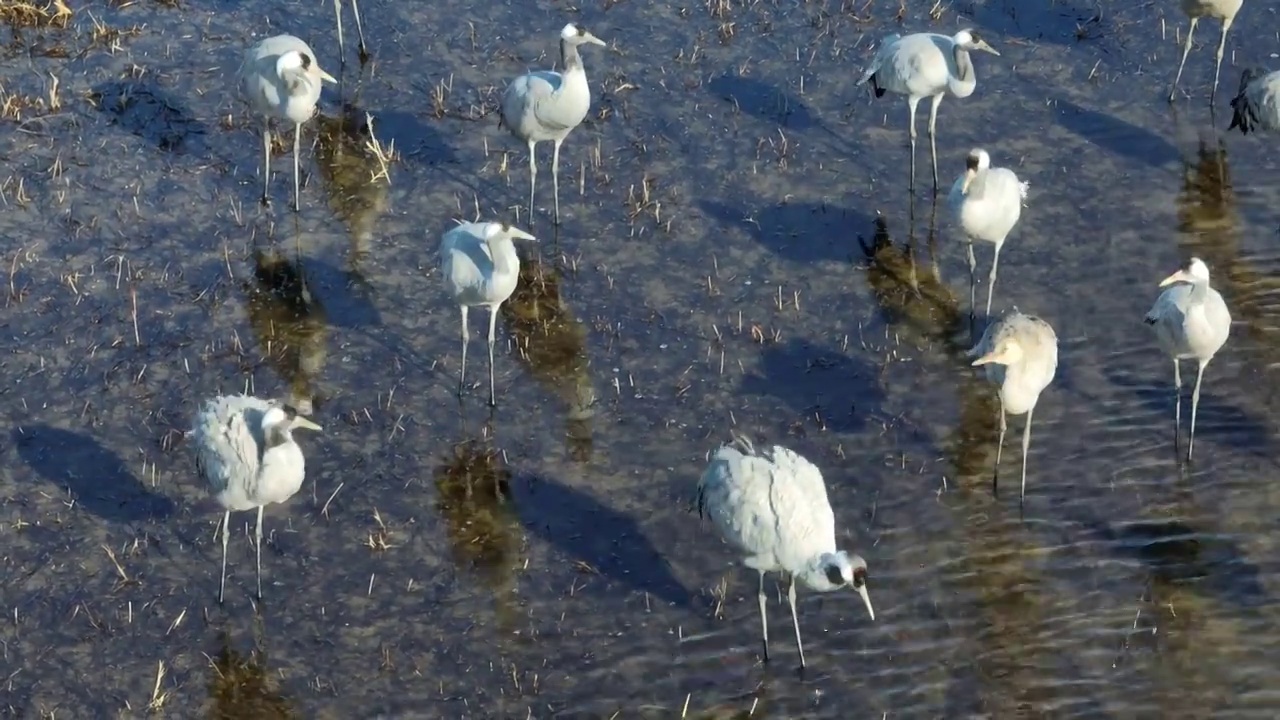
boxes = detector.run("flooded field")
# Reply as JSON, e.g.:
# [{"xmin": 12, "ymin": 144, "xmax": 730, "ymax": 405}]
[{"xmin": 3, "ymin": 0, "xmax": 1280, "ymax": 716}]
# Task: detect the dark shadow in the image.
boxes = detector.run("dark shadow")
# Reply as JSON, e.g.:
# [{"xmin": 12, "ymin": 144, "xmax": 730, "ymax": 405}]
[
  {"xmin": 1052, "ymin": 97, "xmax": 1179, "ymax": 168},
  {"xmin": 1080, "ymin": 518, "xmax": 1269, "ymax": 610},
  {"xmin": 244, "ymin": 249, "xmax": 330, "ymax": 416},
  {"xmin": 512, "ymin": 473, "xmax": 691, "ymax": 608},
  {"xmin": 739, "ymin": 339, "xmax": 884, "ymax": 434},
  {"xmin": 706, "ymin": 72, "xmax": 816, "ymax": 130},
  {"xmin": 208, "ymin": 630, "xmax": 296, "ymax": 719},
  {"xmin": 1100, "ymin": 363, "xmax": 1274, "ymax": 457},
  {"xmin": 957, "ymin": 0, "xmax": 1109, "ymax": 46},
  {"xmin": 368, "ymin": 106, "xmax": 458, "ymax": 167},
  {"xmin": 89, "ymin": 79, "xmax": 209, "ymax": 154},
  {"xmin": 13, "ymin": 425, "xmax": 175, "ymax": 522},
  {"xmin": 500, "ymin": 254, "xmax": 597, "ymax": 463},
  {"xmin": 700, "ymin": 199, "xmax": 870, "ymax": 263}
]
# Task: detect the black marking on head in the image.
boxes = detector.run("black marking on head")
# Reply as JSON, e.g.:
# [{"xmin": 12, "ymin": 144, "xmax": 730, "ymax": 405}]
[
  {"xmin": 853, "ymin": 566, "xmax": 867, "ymax": 589},
  {"xmin": 280, "ymin": 403, "xmax": 299, "ymax": 421},
  {"xmin": 967, "ymin": 30, "xmax": 983, "ymax": 44},
  {"xmin": 825, "ymin": 563, "xmax": 846, "ymax": 586},
  {"xmin": 577, "ymin": 26, "xmax": 589, "ymax": 37},
  {"xmin": 299, "ymin": 52, "xmax": 313, "ymax": 70},
  {"xmin": 966, "ymin": 152, "xmax": 981, "ymax": 171}
]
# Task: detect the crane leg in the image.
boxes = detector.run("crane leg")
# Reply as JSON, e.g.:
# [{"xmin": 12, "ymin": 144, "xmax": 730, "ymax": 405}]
[
  {"xmin": 1169, "ymin": 18, "xmax": 1199, "ymax": 102},
  {"xmin": 260, "ymin": 119, "xmax": 271, "ymax": 207},
  {"xmin": 458, "ymin": 305, "xmax": 469, "ymax": 397},
  {"xmin": 906, "ymin": 96, "xmax": 920, "ymax": 195},
  {"xmin": 927, "ymin": 94, "xmax": 943, "ymax": 194},
  {"xmin": 487, "ymin": 305, "xmax": 500, "ymax": 408},
  {"xmin": 254, "ymin": 505, "xmax": 264, "ymax": 600},
  {"xmin": 350, "ymin": 0, "xmax": 369, "ymax": 61},
  {"xmin": 333, "ymin": 0, "xmax": 345, "ymax": 58},
  {"xmin": 993, "ymin": 402, "xmax": 1007, "ymax": 498},
  {"xmin": 527, "ymin": 140, "xmax": 538, "ymax": 226},
  {"xmin": 219, "ymin": 510, "xmax": 230, "ymax": 604},
  {"xmin": 291, "ymin": 122, "xmax": 302, "ymax": 213},
  {"xmin": 1021, "ymin": 405, "xmax": 1034, "ymax": 507},
  {"xmin": 787, "ymin": 575, "xmax": 806, "ymax": 669},
  {"xmin": 986, "ymin": 242, "xmax": 1002, "ymax": 316},
  {"xmin": 1211, "ymin": 17, "xmax": 1233, "ymax": 105},
  {"xmin": 1188, "ymin": 360, "xmax": 1207, "ymax": 462},
  {"xmin": 1173, "ymin": 359, "xmax": 1182, "ymax": 455},
  {"xmin": 967, "ymin": 242, "xmax": 977, "ymax": 319},
  {"xmin": 552, "ymin": 138, "xmax": 563, "ymax": 226},
  {"xmin": 757, "ymin": 571, "xmax": 770, "ymax": 663}
]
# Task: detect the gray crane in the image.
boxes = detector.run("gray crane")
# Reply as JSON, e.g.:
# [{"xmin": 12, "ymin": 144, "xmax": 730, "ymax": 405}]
[
  {"xmin": 1228, "ymin": 68, "xmax": 1280, "ymax": 135},
  {"xmin": 970, "ymin": 312, "xmax": 1058, "ymax": 504},
  {"xmin": 1167, "ymin": 0, "xmax": 1245, "ymax": 103},
  {"xmin": 947, "ymin": 148, "xmax": 1030, "ymax": 317},
  {"xmin": 193, "ymin": 395, "xmax": 323, "ymax": 602},
  {"xmin": 857, "ymin": 30, "xmax": 1000, "ymax": 194},
  {"xmin": 697, "ymin": 436, "xmax": 874, "ymax": 669},
  {"xmin": 239, "ymin": 34, "xmax": 338, "ymax": 211},
  {"xmin": 500, "ymin": 23, "xmax": 606, "ymax": 226},
  {"xmin": 440, "ymin": 220, "xmax": 537, "ymax": 406},
  {"xmin": 1144, "ymin": 258, "xmax": 1231, "ymax": 461}
]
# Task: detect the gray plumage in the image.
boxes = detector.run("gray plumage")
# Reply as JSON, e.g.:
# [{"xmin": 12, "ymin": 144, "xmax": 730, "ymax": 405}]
[
  {"xmin": 1144, "ymin": 258, "xmax": 1231, "ymax": 461},
  {"xmin": 696, "ymin": 436, "xmax": 874, "ymax": 669},
  {"xmin": 193, "ymin": 394, "xmax": 322, "ymax": 602},
  {"xmin": 333, "ymin": 0, "xmax": 368, "ymax": 63},
  {"xmin": 1228, "ymin": 68, "xmax": 1280, "ymax": 135},
  {"xmin": 857, "ymin": 29, "xmax": 1000, "ymax": 194},
  {"xmin": 239, "ymin": 34, "xmax": 337, "ymax": 211},
  {"xmin": 500, "ymin": 23, "xmax": 606, "ymax": 226},
  {"xmin": 948, "ymin": 148, "xmax": 1030, "ymax": 317},
  {"xmin": 969, "ymin": 312, "xmax": 1058, "ymax": 504},
  {"xmin": 440, "ymin": 221, "xmax": 537, "ymax": 406},
  {"xmin": 1168, "ymin": 0, "xmax": 1245, "ymax": 103}
]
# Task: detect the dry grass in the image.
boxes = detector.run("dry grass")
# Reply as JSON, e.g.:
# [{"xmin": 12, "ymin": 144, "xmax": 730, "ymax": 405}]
[{"xmin": 0, "ymin": 0, "xmax": 71, "ymax": 28}]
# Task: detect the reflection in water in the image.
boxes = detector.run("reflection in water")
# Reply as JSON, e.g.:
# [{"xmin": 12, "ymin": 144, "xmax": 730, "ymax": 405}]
[
  {"xmin": 207, "ymin": 631, "xmax": 295, "ymax": 719},
  {"xmin": 314, "ymin": 105, "xmax": 390, "ymax": 281},
  {"xmin": 499, "ymin": 255, "xmax": 597, "ymax": 461},
  {"xmin": 244, "ymin": 249, "xmax": 328, "ymax": 416},
  {"xmin": 1176, "ymin": 135, "xmax": 1237, "ymax": 261},
  {"xmin": 433, "ymin": 436, "xmax": 524, "ymax": 628}
]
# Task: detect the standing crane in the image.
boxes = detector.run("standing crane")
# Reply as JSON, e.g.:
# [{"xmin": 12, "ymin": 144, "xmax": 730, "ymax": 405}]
[{"xmin": 948, "ymin": 148, "xmax": 1029, "ymax": 317}]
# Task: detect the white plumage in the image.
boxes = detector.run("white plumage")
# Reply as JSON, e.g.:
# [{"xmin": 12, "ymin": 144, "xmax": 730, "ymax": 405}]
[
  {"xmin": 969, "ymin": 312, "xmax": 1058, "ymax": 504},
  {"xmin": 332, "ymin": 0, "xmax": 368, "ymax": 64},
  {"xmin": 500, "ymin": 23, "xmax": 606, "ymax": 226},
  {"xmin": 948, "ymin": 148, "xmax": 1029, "ymax": 317},
  {"xmin": 1228, "ymin": 68, "xmax": 1280, "ymax": 135},
  {"xmin": 697, "ymin": 437, "xmax": 874, "ymax": 668},
  {"xmin": 239, "ymin": 34, "xmax": 338, "ymax": 211},
  {"xmin": 857, "ymin": 29, "xmax": 1000, "ymax": 194},
  {"xmin": 1144, "ymin": 258, "xmax": 1231, "ymax": 461},
  {"xmin": 440, "ymin": 221, "xmax": 537, "ymax": 406},
  {"xmin": 1167, "ymin": 0, "xmax": 1245, "ymax": 103},
  {"xmin": 193, "ymin": 395, "xmax": 322, "ymax": 602}
]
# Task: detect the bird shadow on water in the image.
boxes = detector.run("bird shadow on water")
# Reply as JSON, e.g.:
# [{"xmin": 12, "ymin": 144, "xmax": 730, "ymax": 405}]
[
  {"xmin": 739, "ymin": 339, "xmax": 884, "ymax": 435},
  {"xmin": 512, "ymin": 473, "xmax": 691, "ymax": 608},
  {"xmin": 1052, "ymin": 97, "xmax": 1180, "ymax": 168},
  {"xmin": 700, "ymin": 199, "xmax": 870, "ymax": 264},
  {"xmin": 12, "ymin": 425, "xmax": 175, "ymax": 523},
  {"xmin": 88, "ymin": 78, "xmax": 210, "ymax": 155},
  {"xmin": 705, "ymin": 72, "xmax": 817, "ymax": 130},
  {"xmin": 957, "ymin": 0, "xmax": 1110, "ymax": 45}
]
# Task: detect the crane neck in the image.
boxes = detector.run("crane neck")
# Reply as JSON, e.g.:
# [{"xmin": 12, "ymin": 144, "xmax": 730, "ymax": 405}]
[
  {"xmin": 561, "ymin": 40, "xmax": 586, "ymax": 74},
  {"xmin": 949, "ymin": 46, "xmax": 978, "ymax": 99},
  {"xmin": 487, "ymin": 238, "xmax": 520, "ymax": 277}
]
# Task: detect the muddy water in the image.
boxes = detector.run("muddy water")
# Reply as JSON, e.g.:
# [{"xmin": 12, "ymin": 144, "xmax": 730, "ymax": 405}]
[{"xmin": 2, "ymin": 0, "xmax": 1280, "ymax": 717}]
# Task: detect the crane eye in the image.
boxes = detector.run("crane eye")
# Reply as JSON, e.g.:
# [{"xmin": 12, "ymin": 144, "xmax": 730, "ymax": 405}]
[{"xmin": 853, "ymin": 567, "xmax": 867, "ymax": 588}]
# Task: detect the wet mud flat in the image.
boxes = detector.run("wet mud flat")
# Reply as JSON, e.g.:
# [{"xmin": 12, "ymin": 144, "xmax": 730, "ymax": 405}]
[{"xmin": 2, "ymin": 0, "xmax": 1280, "ymax": 717}]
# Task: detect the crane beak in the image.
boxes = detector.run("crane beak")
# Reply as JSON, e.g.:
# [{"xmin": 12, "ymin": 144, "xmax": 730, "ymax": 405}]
[
  {"xmin": 291, "ymin": 416, "xmax": 323, "ymax": 432},
  {"xmin": 972, "ymin": 40, "xmax": 1000, "ymax": 56},
  {"xmin": 1158, "ymin": 270, "xmax": 1191, "ymax": 288},
  {"xmin": 961, "ymin": 168, "xmax": 976, "ymax": 194},
  {"xmin": 855, "ymin": 585, "xmax": 875, "ymax": 620},
  {"xmin": 319, "ymin": 67, "xmax": 338, "ymax": 84},
  {"xmin": 512, "ymin": 228, "xmax": 537, "ymax": 242},
  {"xmin": 971, "ymin": 349, "xmax": 1005, "ymax": 366},
  {"xmin": 582, "ymin": 32, "xmax": 607, "ymax": 47}
]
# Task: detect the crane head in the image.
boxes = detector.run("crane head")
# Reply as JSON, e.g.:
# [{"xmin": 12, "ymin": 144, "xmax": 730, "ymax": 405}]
[
  {"xmin": 955, "ymin": 29, "xmax": 1000, "ymax": 57},
  {"xmin": 1159, "ymin": 257, "xmax": 1210, "ymax": 288},
  {"xmin": 560, "ymin": 23, "xmax": 607, "ymax": 47},
  {"xmin": 821, "ymin": 552, "xmax": 875, "ymax": 620}
]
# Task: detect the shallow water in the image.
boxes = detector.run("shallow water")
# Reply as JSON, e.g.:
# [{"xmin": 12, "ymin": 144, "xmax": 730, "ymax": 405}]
[{"xmin": 3, "ymin": 0, "xmax": 1280, "ymax": 716}]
